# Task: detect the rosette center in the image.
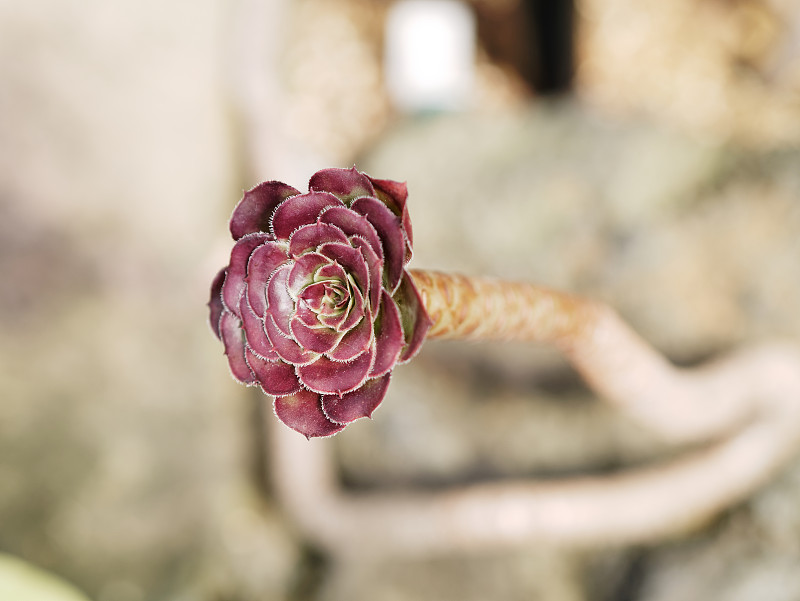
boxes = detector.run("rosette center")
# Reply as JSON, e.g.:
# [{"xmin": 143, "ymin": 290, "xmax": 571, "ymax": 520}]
[{"xmin": 299, "ymin": 279, "xmax": 351, "ymax": 324}]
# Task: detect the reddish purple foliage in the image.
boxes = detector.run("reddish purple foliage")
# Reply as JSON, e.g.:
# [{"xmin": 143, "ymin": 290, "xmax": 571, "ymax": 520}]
[{"xmin": 209, "ymin": 167, "xmax": 431, "ymax": 438}]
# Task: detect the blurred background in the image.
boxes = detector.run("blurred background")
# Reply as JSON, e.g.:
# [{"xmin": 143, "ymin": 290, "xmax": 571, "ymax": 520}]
[{"xmin": 1, "ymin": 0, "xmax": 800, "ymax": 599}]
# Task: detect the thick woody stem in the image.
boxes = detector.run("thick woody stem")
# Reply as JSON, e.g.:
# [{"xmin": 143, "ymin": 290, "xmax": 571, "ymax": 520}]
[
  {"xmin": 410, "ymin": 270, "xmax": 752, "ymax": 443},
  {"xmin": 267, "ymin": 269, "xmax": 800, "ymax": 558},
  {"xmin": 409, "ymin": 270, "xmax": 593, "ymax": 344}
]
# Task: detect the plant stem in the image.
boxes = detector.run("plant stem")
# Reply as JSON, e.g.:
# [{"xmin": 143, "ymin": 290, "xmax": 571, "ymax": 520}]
[
  {"xmin": 409, "ymin": 269, "xmax": 594, "ymax": 344},
  {"xmin": 411, "ymin": 269, "xmax": 751, "ymax": 444}
]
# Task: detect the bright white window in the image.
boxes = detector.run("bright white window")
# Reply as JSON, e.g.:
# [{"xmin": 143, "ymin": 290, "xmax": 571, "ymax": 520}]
[{"xmin": 385, "ymin": 0, "xmax": 476, "ymax": 112}]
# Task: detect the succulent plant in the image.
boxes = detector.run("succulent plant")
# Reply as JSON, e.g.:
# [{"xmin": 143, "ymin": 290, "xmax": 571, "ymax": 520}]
[{"xmin": 209, "ymin": 167, "xmax": 431, "ymax": 438}]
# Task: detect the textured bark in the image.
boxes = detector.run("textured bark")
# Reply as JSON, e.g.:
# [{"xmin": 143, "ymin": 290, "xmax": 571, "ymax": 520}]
[{"xmin": 409, "ymin": 269, "xmax": 594, "ymax": 345}]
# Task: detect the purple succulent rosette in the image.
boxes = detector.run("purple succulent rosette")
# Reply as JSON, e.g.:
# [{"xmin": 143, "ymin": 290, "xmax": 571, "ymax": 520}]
[{"xmin": 208, "ymin": 167, "xmax": 432, "ymax": 438}]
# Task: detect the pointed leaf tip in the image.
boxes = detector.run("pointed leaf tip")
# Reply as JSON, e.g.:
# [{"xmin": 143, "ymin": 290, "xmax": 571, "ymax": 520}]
[
  {"xmin": 274, "ymin": 389, "xmax": 345, "ymax": 438},
  {"xmin": 367, "ymin": 176, "xmax": 408, "ymax": 216},
  {"xmin": 209, "ymin": 268, "xmax": 226, "ymax": 339},
  {"xmin": 322, "ymin": 373, "xmax": 391, "ymax": 424},
  {"xmin": 309, "ymin": 167, "xmax": 376, "ymax": 205},
  {"xmin": 271, "ymin": 192, "xmax": 344, "ymax": 240},
  {"xmin": 230, "ymin": 181, "xmax": 300, "ymax": 240}
]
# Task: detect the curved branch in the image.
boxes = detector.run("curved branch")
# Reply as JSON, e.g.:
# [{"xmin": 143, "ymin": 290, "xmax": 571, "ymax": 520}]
[{"xmin": 266, "ymin": 271, "xmax": 800, "ymax": 557}]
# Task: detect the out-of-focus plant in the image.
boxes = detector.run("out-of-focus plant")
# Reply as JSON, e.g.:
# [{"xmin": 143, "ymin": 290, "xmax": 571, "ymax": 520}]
[{"xmin": 0, "ymin": 554, "xmax": 90, "ymax": 601}]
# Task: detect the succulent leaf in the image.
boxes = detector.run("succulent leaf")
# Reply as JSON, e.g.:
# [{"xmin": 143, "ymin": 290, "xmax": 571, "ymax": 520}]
[
  {"xmin": 336, "ymin": 275, "xmax": 365, "ymax": 332},
  {"xmin": 350, "ymin": 237, "xmax": 382, "ymax": 315},
  {"xmin": 239, "ymin": 294, "xmax": 279, "ymax": 360},
  {"xmin": 322, "ymin": 373, "xmax": 391, "ymax": 424},
  {"xmin": 366, "ymin": 176, "xmax": 408, "ymax": 216},
  {"xmin": 208, "ymin": 268, "xmax": 226, "ymax": 340},
  {"xmin": 246, "ymin": 242, "xmax": 289, "ymax": 316},
  {"xmin": 271, "ymin": 192, "xmax": 343, "ymax": 239},
  {"xmin": 318, "ymin": 242, "xmax": 371, "ymax": 296},
  {"xmin": 219, "ymin": 311, "xmax": 256, "ymax": 385},
  {"xmin": 246, "ymin": 349, "xmax": 302, "ymax": 396},
  {"xmin": 350, "ymin": 197, "xmax": 406, "ymax": 292},
  {"xmin": 289, "ymin": 317, "xmax": 345, "ymax": 354},
  {"xmin": 264, "ymin": 313, "xmax": 320, "ymax": 365},
  {"xmin": 289, "ymin": 222, "xmax": 349, "ymax": 256},
  {"xmin": 222, "ymin": 233, "xmax": 271, "ymax": 316},
  {"xmin": 230, "ymin": 181, "xmax": 299, "ymax": 240},
  {"xmin": 326, "ymin": 312, "xmax": 373, "ymax": 362},
  {"xmin": 287, "ymin": 252, "xmax": 331, "ymax": 297},
  {"xmin": 371, "ymin": 290, "xmax": 405, "ymax": 377},
  {"xmin": 309, "ymin": 167, "xmax": 376, "ymax": 205},
  {"xmin": 318, "ymin": 206, "xmax": 384, "ymax": 263},
  {"xmin": 275, "ymin": 389, "xmax": 345, "ymax": 439},
  {"xmin": 266, "ymin": 265, "xmax": 296, "ymax": 337},
  {"xmin": 297, "ymin": 348, "xmax": 374, "ymax": 395}
]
